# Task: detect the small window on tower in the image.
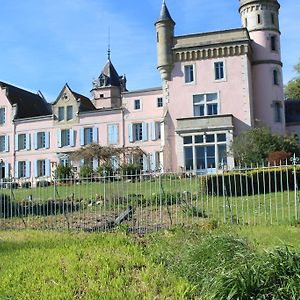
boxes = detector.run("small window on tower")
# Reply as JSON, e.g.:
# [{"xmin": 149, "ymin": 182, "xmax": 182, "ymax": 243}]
[
  {"xmin": 157, "ymin": 32, "xmax": 159, "ymax": 43},
  {"xmin": 244, "ymin": 18, "xmax": 248, "ymax": 27},
  {"xmin": 184, "ymin": 65, "xmax": 194, "ymax": 83},
  {"xmin": 273, "ymin": 70, "xmax": 279, "ymax": 85},
  {"xmin": 271, "ymin": 36, "xmax": 277, "ymax": 51},
  {"xmin": 271, "ymin": 13, "xmax": 275, "ymax": 25},
  {"xmin": 257, "ymin": 14, "xmax": 261, "ymax": 24}
]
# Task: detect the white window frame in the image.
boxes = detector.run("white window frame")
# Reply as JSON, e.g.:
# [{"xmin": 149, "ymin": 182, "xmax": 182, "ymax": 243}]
[
  {"xmin": 133, "ymin": 123, "xmax": 143, "ymax": 141},
  {"xmin": 37, "ymin": 132, "xmax": 46, "ymax": 149},
  {"xmin": 66, "ymin": 105, "xmax": 73, "ymax": 121},
  {"xmin": 58, "ymin": 106, "xmax": 64, "ymax": 122},
  {"xmin": 214, "ymin": 61, "xmax": 226, "ymax": 81},
  {"xmin": 61, "ymin": 129, "xmax": 71, "ymax": 147},
  {"xmin": 0, "ymin": 135, "xmax": 6, "ymax": 152},
  {"xmin": 193, "ymin": 92, "xmax": 220, "ymax": 117},
  {"xmin": 184, "ymin": 64, "xmax": 195, "ymax": 84},
  {"xmin": 134, "ymin": 99, "xmax": 141, "ymax": 111}
]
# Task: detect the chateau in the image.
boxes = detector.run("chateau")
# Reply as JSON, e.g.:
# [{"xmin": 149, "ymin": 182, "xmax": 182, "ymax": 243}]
[{"xmin": 0, "ymin": 0, "xmax": 293, "ymax": 180}]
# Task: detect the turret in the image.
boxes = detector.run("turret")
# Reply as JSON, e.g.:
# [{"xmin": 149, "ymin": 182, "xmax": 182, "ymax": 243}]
[
  {"xmin": 155, "ymin": 0, "xmax": 175, "ymax": 81},
  {"xmin": 239, "ymin": 0, "xmax": 285, "ymax": 134}
]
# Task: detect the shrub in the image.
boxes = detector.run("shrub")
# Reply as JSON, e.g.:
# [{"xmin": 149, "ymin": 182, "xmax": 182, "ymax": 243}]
[
  {"xmin": 21, "ymin": 181, "xmax": 31, "ymax": 189},
  {"xmin": 120, "ymin": 163, "xmax": 142, "ymax": 178},
  {"xmin": 55, "ymin": 164, "xmax": 73, "ymax": 180},
  {"xmin": 79, "ymin": 165, "xmax": 94, "ymax": 179},
  {"xmin": 96, "ymin": 162, "xmax": 114, "ymax": 177},
  {"xmin": 37, "ymin": 180, "xmax": 51, "ymax": 187}
]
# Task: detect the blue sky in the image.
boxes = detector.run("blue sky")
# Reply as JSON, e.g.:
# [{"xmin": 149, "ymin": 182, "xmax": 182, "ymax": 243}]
[{"xmin": 0, "ymin": 0, "xmax": 299, "ymax": 101}]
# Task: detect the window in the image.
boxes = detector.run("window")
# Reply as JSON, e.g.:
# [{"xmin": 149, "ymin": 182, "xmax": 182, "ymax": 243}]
[
  {"xmin": 257, "ymin": 14, "xmax": 261, "ymax": 24},
  {"xmin": 0, "ymin": 108, "xmax": 5, "ymax": 125},
  {"xmin": 133, "ymin": 123, "xmax": 143, "ymax": 141},
  {"xmin": 271, "ymin": 13, "xmax": 275, "ymax": 25},
  {"xmin": 37, "ymin": 160, "xmax": 46, "ymax": 177},
  {"xmin": 193, "ymin": 93, "xmax": 219, "ymax": 117},
  {"xmin": 66, "ymin": 106, "xmax": 73, "ymax": 121},
  {"xmin": 0, "ymin": 136, "xmax": 6, "ymax": 152},
  {"xmin": 134, "ymin": 99, "xmax": 141, "ymax": 110},
  {"xmin": 271, "ymin": 36, "xmax": 276, "ymax": 51},
  {"xmin": 60, "ymin": 157, "xmax": 70, "ymax": 167},
  {"xmin": 37, "ymin": 132, "xmax": 46, "ymax": 149},
  {"xmin": 84, "ymin": 127, "xmax": 93, "ymax": 145},
  {"xmin": 244, "ymin": 18, "xmax": 248, "ymax": 27},
  {"xmin": 183, "ymin": 133, "xmax": 227, "ymax": 172},
  {"xmin": 157, "ymin": 97, "xmax": 163, "ymax": 108},
  {"xmin": 184, "ymin": 65, "xmax": 194, "ymax": 83},
  {"xmin": 17, "ymin": 161, "xmax": 29, "ymax": 178},
  {"xmin": 108, "ymin": 124, "xmax": 119, "ymax": 145},
  {"xmin": 58, "ymin": 107, "xmax": 64, "ymax": 121},
  {"xmin": 273, "ymin": 69, "xmax": 279, "ymax": 85},
  {"xmin": 214, "ymin": 62, "xmax": 224, "ymax": 80},
  {"xmin": 61, "ymin": 129, "xmax": 70, "ymax": 147},
  {"xmin": 18, "ymin": 134, "xmax": 27, "ymax": 150},
  {"xmin": 150, "ymin": 121, "xmax": 161, "ymax": 140},
  {"xmin": 274, "ymin": 102, "xmax": 282, "ymax": 123}
]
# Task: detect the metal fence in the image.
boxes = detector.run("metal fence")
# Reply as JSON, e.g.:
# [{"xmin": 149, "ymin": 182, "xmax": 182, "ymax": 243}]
[{"xmin": 0, "ymin": 161, "xmax": 300, "ymax": 233}]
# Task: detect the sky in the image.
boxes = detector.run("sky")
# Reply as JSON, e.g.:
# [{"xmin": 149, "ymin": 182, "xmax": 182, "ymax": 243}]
[{"xmin": 0, "ymin": 0, "xmax": 299, "ymax": 101}]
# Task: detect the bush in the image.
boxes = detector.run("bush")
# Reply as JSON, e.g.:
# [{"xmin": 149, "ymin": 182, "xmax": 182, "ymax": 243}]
[
  {"xmin": 96, "ymin": 162, "xmax": 114, "ymax": 177},
  {"xmin": 6, "ymin": 182, "xmax": 18, "ymax": 189},
  {"xmin": 55, "ymin": 164, "xmax": 73, "ymax": 180},
  {"xmin": 37, "ymin": 180, "xmax": 51, "ymax": 187},
  {"xmin": 120, "ymin": 163, "xmax": 142, "ymax": 176},
  {"xmin": 21, "ymin": 181, "xmax": 31, "ymax": 189},
  {"xmin": 79, "ymin": 165, "xmax": 94, "ymax": 179}
]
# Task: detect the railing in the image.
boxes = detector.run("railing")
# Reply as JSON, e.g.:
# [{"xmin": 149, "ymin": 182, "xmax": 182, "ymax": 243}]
[{"xmin": 0, "ymin": 161, "xmax": 299, "ymax": 232}]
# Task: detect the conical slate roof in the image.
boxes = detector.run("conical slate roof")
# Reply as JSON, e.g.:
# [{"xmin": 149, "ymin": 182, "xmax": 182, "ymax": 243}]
[{"xmin": 156, "ymin": 0, "xmax": 175, "ymax": 25}]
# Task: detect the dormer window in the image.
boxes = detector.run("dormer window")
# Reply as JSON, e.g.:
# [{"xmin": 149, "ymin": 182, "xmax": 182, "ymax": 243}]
[
  {"xmin": 67, "ymin": 106, "xmax": 73, "ymax": 121},
  {"xmin": 0, "ymin": 108, "xmax": 5, "ymax": 125},
  {"xmin": 99, "ymin": 75, "xmax": 107, "ymax": 87},
  {"xmin": 58, "ymin": 107, "xmax": 64, "ymax": 121}
]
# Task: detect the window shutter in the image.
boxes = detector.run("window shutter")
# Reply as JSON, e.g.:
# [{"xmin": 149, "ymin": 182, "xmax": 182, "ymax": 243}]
[
  {"xmin": 4, "ymin": 162, "xmax": 10, "ymax": 178},
  {"xmin": 33, "ymin": 132, "xmax": 38, "ymax": 149},
  {"xmin": 150, "ymin": 152, "xmax": 157, "ymax": 171},
  {"xmin": 70, "ymin": 129, "xmax": 75, "ymax": 147},
  {"xmin": 128, "ymin": 124, "xmax": 133, "ymax": 143},
  {"xmin": 14, "ymin": 161, "xmax": 19, "ymax": 178},
  {"xmin": 80, "ymin": 159, "xmax": 84, "ymax": 166},
  {"xmin": 93, "ymin": 127, "xmax": 98, "ymax": 143},
  {"xmin": 15, "ymin": 135, "xmax": 19, "ymax": 151},
  {"xmin": 93, "ymin": 158, "xmax": 98, "ymax": 170},
  {"xmin": 45, "ymin": 132, "xmax": 50, "ymax": 149},
  {"xmin": 142, "ymin": 122, "xmax": 148, "ymax": 141},
  {"xmin": 79, "ymin": 128, "xmax": 84, "ymax": 146},
  {"xmin": 34, "ymin": 160, "xmax": 38, "ymax": 177},
  {"xmin": 45, "ymin": 160, "xmax": 51, "ymax": 177},
  {"xmin": 143, "ymin": 154, "xmax": 148, "ymax": 171},
  {"xmin": 111, "ymin": 156, "xmax": 119, "ymax": 171},
  {"xmin": 26, "ymin": 133, "xmax": 30, "ymax": 150},
  {"xmin": 57, "ymin": 130, "xmax": 62, "ymax": 148},
  {"xmin": 25, "ymin": 161, "xmax": 31, "ymax": 178},
  {"xmin": 4, "ymin": 135, "xmax": 9, "ymax": 152},
  {"xmin": 150, "ymin": 121, "xmax": 156, "ymax": 141}
]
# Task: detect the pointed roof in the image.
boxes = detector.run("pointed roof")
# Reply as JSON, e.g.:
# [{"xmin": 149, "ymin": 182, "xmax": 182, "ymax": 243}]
[
  {"xmin": 0, "ymin": 81, "xmax": 51, "ymax": 119},
  {"xmin": 99, "ymin": 59, "xmax": 121, "ymax": 87},
  {"xmin": 155, "ymin": 0, "xmax": 175, "ymax": 25}
]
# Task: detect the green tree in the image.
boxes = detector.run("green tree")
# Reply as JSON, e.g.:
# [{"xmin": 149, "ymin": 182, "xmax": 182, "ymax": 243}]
[
  {"xmin": 285, "ymin": 60, "xmax": 300, "ymax": 99},
  {"xmin": 231, "ymin": 127, "xmax": 299, "ymax": 165}
]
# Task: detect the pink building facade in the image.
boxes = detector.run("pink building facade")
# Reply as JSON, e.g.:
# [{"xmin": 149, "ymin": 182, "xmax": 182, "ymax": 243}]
[{"xmin": 0, "ymin": 0, "xmax": 293, "ymax": 180}]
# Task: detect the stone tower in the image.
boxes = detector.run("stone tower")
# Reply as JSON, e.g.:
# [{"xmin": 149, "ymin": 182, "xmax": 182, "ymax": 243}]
[
  {"xmin": 155, "ymin": 0, "xmax": 175, "ymax": 81},
  {"xmin": 239, "ymin": 0, "xmax": 285, "ymax": 133}
]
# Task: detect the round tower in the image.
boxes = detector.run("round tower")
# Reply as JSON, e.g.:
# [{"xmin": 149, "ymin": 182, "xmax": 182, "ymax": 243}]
[
  {"xmin": 155, "ymin": 0, "xmax": 175, "ymax": 81},
  {"xmin": 239, "ymin": 0, "xmax": 285, "ymax": 134}
]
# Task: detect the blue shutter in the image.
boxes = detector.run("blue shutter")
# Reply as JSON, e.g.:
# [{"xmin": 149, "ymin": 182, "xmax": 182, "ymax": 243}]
[
  {"xmin": 34, "ymin": 160, "xmax": 38, "ymax": 177},
  {"xmin": 111, "ymin": 156, "xmax": 119, "ymax": 171},
  {"xmin": 14, "ymin": 161, "xmax": 19, "ymax": 178},
  {"xmin": 70, "ymin": 129, "xmax": 75, "ymax": 147},
  {"xmin": 15, "ymin": 135, "xmax": 19, "ymax": 151},
  {"xmin": 128, "ymin": 124, "xmax": 133, "ymax": 143},
  {"xmin": 150, "ymin": 121, "xmax": 156, "ymax": 141},
  {"xmin": 108, "ymin": 125, "xmax": 113, "ymax": 144},
  {"xmin": 33, "ymin": 132, "xmax": 38, "ymax": 149},
  {"xmin": 45, "ymin": 160, "xmax": 51, "ymax": 177},
  {"xmin": 79, "ymin": 128, "xmax": 85, "ymax": 146},
  {"xmin": 4, "ymin": 162, "xmax": 10, "ymax": 178},
  {"xmin": 80, "ymin": 159, "xmax": 84, "ymax": 166},
  {"xmin": 25, "ymin": 161, "xmax": 30, "ymax": 178},
  {"xmin": 142, "ymin": 122, "xmax": 148, "ymax": 141},
  {"xmin": 93, "ymin": 127, "xmax": 98, "ymax": 143},
  {"xmin": 45, "ymin": 132, "xmax": 50, "ymax": 149},
  {"xmin": 57, "ymin": 130, "xmax": 61, "ymax": 148},
  {"xmin": 113, "ymin": 125, "xmax": 118, "ymax": 144},
  {"xmin": 93, "ymin": 158, "xmax": 98, "ymax": 170},
  {"xmin": 26, "ymin": 134, "xmax": 30, "ymax": 150},
  {"xmin": 4, "ymin": 135, "xmax": 9, "ymax": 152},
  {"xmin": 143, "ymin": 154, "xmax": 148, "ymax": 171}
]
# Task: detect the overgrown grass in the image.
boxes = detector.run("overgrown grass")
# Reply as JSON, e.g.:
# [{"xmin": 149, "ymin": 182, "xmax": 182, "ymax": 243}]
[{"xmin": 0, "ymin": 225, "xmax": 299, "ymax": 299}]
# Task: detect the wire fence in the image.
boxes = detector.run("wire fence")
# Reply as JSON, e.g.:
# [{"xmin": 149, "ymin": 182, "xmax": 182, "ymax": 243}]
[{"xmin": 1, "ymin": 160, "xmax": 300, "ymax": 233}]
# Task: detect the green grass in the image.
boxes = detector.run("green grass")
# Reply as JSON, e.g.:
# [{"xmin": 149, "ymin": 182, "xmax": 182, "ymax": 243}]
[{"xmin": 0, "ymin": 225, "xmax": 299, "ymax": 299}]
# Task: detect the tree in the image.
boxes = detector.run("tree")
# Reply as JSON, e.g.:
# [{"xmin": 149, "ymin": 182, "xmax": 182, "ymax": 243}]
[
  {"xmin": 231, "ymin": 128, "xmax": 299, "ymax": 165},
  {"xmin": 285, "ymin": 60, "xmax": 300, "ymax": 99}
]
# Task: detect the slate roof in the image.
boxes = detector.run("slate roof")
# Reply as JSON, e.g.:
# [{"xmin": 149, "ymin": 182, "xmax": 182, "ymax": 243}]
[
  {"xmin": 155, "ymin": 0, "xmax": 175, "ymax": 25},
  {"xmin": 71, "ymin": 90, "xmax": 96, "ymax": 112},
  {"xmin": 0, "ymin": 81, "xmax": 51, "ymax": 119},
  {"xmin": 99, "ymin": 59, "xmax": 121, "ymax": 87},
  {"xmin": 285, "ymin": 99, "xmax": 300, "ymax": 124}
]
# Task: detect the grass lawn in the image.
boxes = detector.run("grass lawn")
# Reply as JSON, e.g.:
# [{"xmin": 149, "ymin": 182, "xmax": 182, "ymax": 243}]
[{"xmin": 0, "ymin": 224, "xmax": 299, "ymax": 299}]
